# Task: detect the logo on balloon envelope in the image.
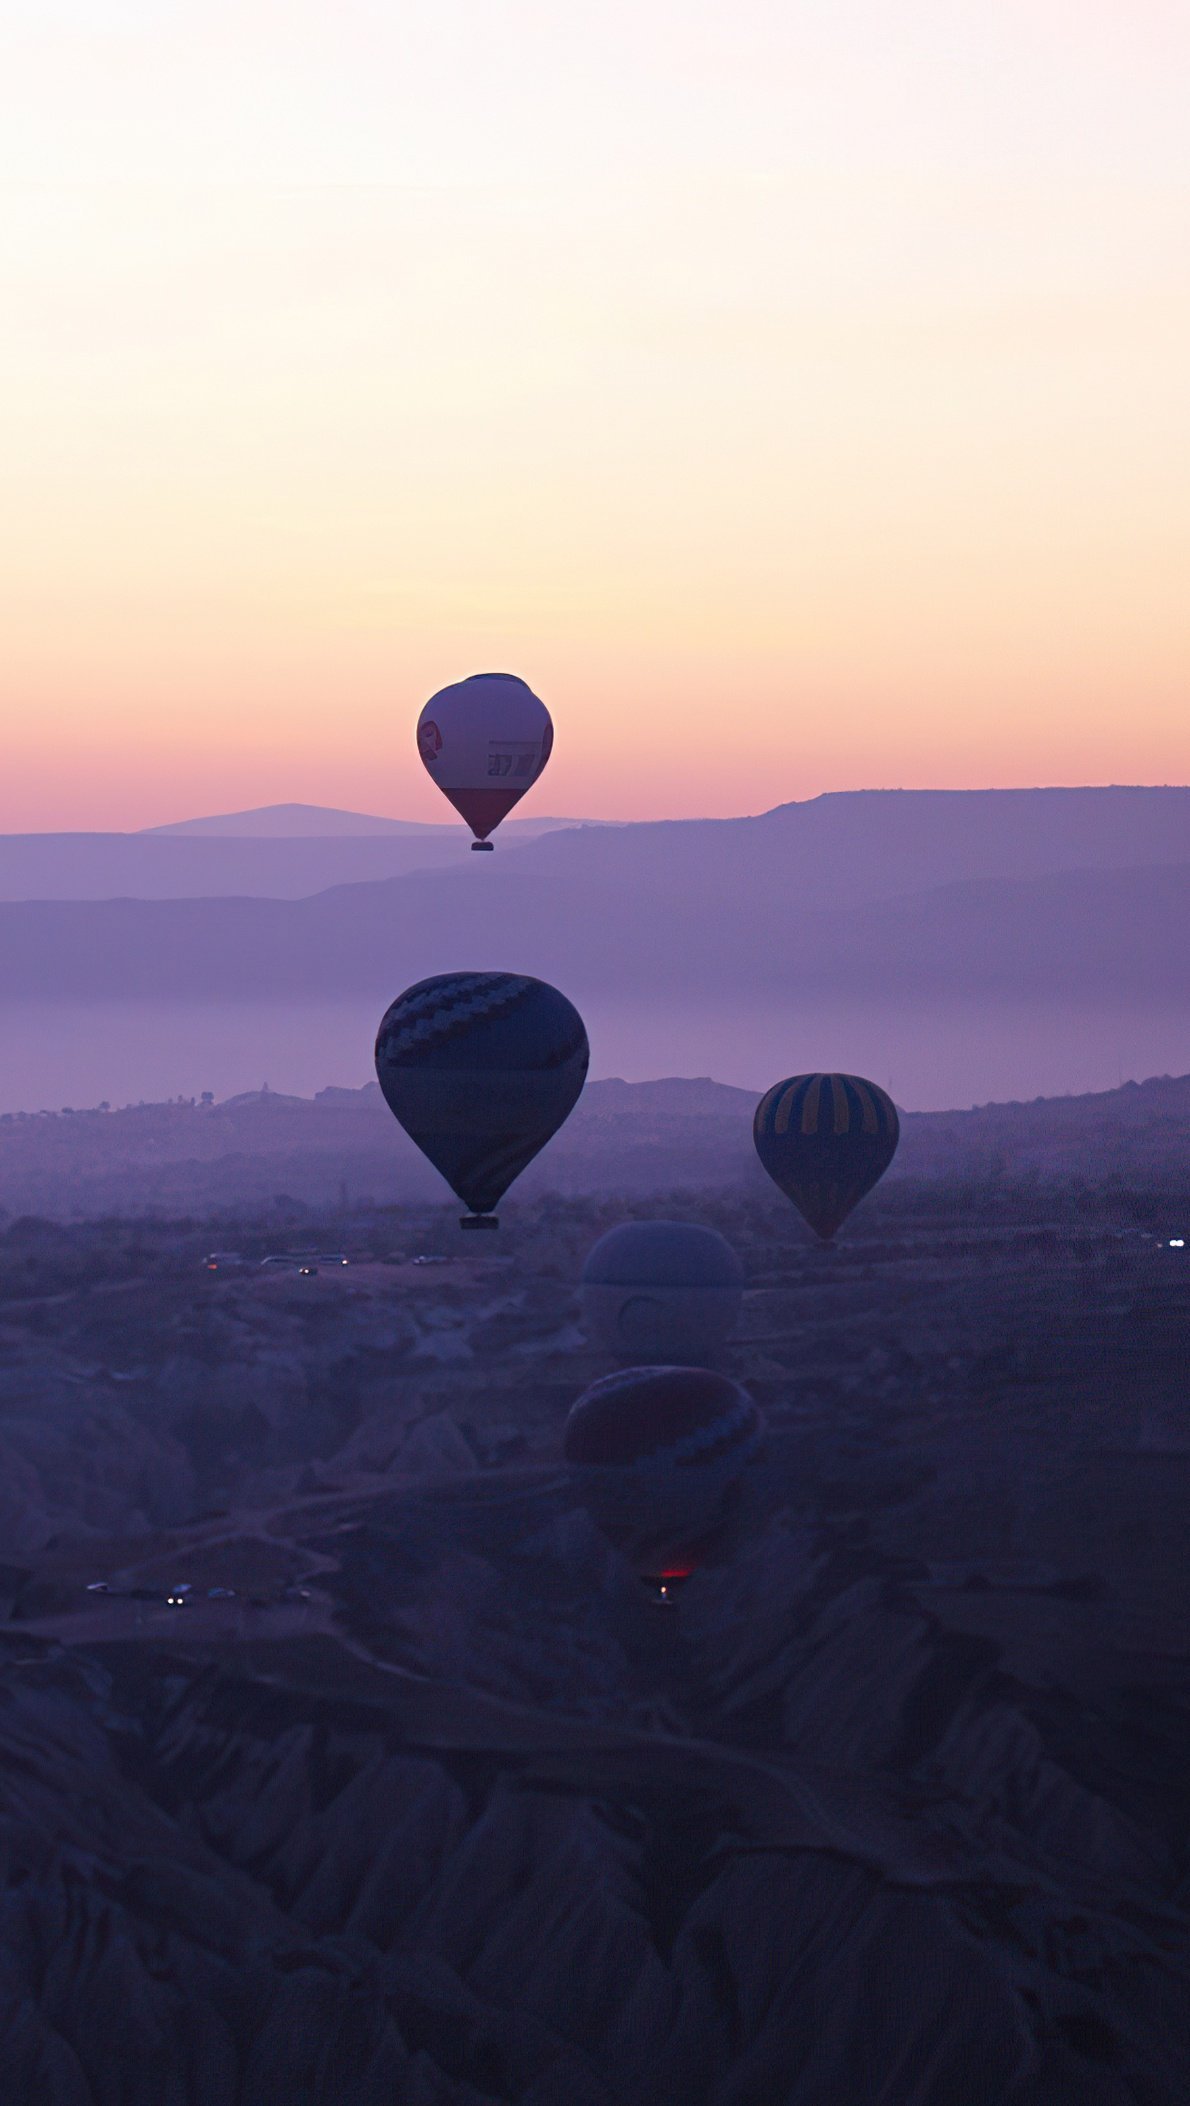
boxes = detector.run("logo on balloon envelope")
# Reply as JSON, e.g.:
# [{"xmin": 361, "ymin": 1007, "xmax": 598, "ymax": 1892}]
[
  {"xmin": 374, "ymin": 972, "xmax": 589, "ymax": 1226},
  {"xmin": 581, "ymin": 1220, "xmax": 745, "ymax": 1364},
  {"xmin": 486, "ymin": 744, "xmax": 540, "ymax": 779}
]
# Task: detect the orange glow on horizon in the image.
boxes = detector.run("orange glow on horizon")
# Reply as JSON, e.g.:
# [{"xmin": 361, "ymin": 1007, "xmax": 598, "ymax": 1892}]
[{"xmin": 2, "ymin": 2, "xmax": 1187, "ymax": 831}]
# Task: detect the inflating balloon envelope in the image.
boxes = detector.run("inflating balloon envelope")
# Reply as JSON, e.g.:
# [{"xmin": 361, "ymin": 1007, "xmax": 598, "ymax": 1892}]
[
  {"xmin": 375, "ymin": 972, "xmax": 589, "ymax": 1228},
  {"xmin": 416, "ymin": 672, "xmax": 553, "ymax": 849},
  {"xmin": 563, "ymin": 1365, "xmax": 763, "ymax": 1600},
  {"xmin": 754, "ymin": 1071, "xmax": 899, "ymax": 1241}
]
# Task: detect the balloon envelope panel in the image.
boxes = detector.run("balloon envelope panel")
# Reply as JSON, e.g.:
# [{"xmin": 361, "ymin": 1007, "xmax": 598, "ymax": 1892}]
[
  {"xmin": 564, "ymin": 1365, "xmax": 762, "ymax": 1577},
  {"xmin": 753, "ymin": 1072, "xmax": 899, "ymax": 1240},
  {"xmin": 416, "ymin": 672, "xmax": 553, "ymax": 840},
  {"xmin": 581, "ymin": 1221, "xmax": 744, "ymax": 1362},
  {"xmin": 582, "ymin": 1284, "xmax": 742, "ymax": 1364},
  {"xmin": 375, "ymin": 972, "xmax": 588, "ymax": 1215},
  {"xmin": 583, "ymin": 1221, "xmax": 744, "ymax": 1290}
]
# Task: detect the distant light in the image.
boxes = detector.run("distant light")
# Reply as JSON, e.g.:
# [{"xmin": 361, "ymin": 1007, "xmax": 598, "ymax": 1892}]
[
  {"xmin": 166, "ymin": 1594, "xmax": 188, "ymax": 1608},
  {"xmin": 1171, "ymin": 1238, "xmax": 1185, "ymax": 1249}
]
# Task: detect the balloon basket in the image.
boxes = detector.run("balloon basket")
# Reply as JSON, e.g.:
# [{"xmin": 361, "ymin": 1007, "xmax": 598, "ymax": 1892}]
[
  {"xmin": 460, "ymin": 1213, "xmax": 499, "ymax": 1232},
  {"xmin": 470, "ymin": 840, "xmax": 494, "ymax": 852}
]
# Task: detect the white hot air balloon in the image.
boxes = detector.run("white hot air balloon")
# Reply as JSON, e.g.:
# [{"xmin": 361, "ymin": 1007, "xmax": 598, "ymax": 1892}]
[
  {"xmin": 416, "ymin": 672, "xmax": 553, "ymax": 850},
  {"xmin": 581, "ymin": 1221, "xmax": 745, "ymax": 1364}
]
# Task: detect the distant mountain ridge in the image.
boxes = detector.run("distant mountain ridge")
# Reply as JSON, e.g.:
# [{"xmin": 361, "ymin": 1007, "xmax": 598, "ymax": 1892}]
[
  {"xmin": 141, "ymin": 802, "xmax": 587, "ymax": 839},
  {"xmin": 0, "ymin": 792, "xmax": 1184, "ymax": 1114},
  {"xmin": 0, "ymin": 810, "xmax": 584, "ymax": 902},
  {"xmin": 142, "ymin": 802, "xmax": 444, "ymax": 837},
  {"xmin": 494, "ymin": 785, "xmax": 1190, "ymax": 912},
  {"xmin": 0, "ymin": 854, "xmax": 1184, "ymax": 1002},
  {"xmin": 0, "ymin": 786, "xmax": 1183, "ymax": 905}
]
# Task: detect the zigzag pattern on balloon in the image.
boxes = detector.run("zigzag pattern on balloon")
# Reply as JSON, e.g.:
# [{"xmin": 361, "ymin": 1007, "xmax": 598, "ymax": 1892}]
[
  {"xmin": 564, "ymin": 1368, "xmax": 761, "ymax": 1472},
  {"xmin": 664, "ymin": 1398, "xmax": 762, "ymax": 1470},
  {"xmin": 379, "ymin": 974, "xmax": 537, "ymax": 1059}
]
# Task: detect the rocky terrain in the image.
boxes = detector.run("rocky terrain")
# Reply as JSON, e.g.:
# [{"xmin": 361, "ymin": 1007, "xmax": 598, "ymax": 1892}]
[{"xmin": 0, "ymin": 1185, "xmax": 1186, "ymax": 2102}]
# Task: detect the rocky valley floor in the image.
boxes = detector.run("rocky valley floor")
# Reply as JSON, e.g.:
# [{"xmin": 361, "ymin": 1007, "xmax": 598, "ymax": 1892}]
[{"xmin": 0, "ymin": 1192, "xmax": 1186, "ymax": 2103}]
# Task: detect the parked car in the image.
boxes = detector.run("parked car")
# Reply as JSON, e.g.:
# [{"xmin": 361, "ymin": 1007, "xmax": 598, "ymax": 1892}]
[{"xmin": 259, "ymin": 1252, "xmax": 349, "ymax": 1274}]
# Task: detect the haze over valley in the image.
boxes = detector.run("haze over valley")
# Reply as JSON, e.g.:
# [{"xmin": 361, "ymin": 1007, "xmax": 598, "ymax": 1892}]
[{"xmin": 1, "ymin": 786, "xmax": 1185, "ymax": 1114}]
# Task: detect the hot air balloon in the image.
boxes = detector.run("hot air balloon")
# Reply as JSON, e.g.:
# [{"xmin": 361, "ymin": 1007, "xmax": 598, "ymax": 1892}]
[
  {"xmin": 416, "ymin": 673, "xmax": 553, "ymax": 849},
  {"xmin": 581, "ymin": 1221, "xmax": 744, "ymax": 1364},
  {"xmin": 753, "ymin": 1072, "xmax": 899, "ymax": 1241},
  {"xmin": 375, "ymin": 972, "xmax": 588, "ymax": 1227},
  {"xmin": 563, "ymin": 1365, "xmax": 762, "ymax": 1594}
]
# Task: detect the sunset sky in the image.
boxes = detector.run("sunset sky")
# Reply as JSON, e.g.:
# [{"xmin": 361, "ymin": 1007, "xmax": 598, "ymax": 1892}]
[{"xmin": 4, "ymin": 0, "xmax": 1188, "ymax": 830}]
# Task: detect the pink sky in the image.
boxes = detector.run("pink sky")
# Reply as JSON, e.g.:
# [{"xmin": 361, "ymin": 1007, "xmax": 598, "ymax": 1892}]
[{"xmin": 3, "ymin": 1, "xmax": 1188, "ymax": 830}]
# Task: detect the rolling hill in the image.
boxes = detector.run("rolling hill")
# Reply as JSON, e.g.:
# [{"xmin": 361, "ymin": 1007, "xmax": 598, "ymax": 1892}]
[
  {"xmin": 0, "ymin": 786, "xmax": 1184, "ymax": 908},
  {"xmin": 0, "ymin": 807, "xmax": 583, "ymax": 900}
]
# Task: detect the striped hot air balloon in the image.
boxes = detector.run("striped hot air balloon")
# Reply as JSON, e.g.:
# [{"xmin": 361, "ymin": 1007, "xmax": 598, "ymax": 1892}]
[
  {"xmin": 563, "ymin": 1365, "xmax": 763, "ymax": 1586},
  {"xmin": 753, "ymin": 1072, "xmax": 899, "ymax": 1241},
  {"xmin": 416, "ymin": 673, "xmax": 553, "ymax": 848},
  {"xmin": 375, "ymin": 972, "xmax": 588, "ymax": 1226}
]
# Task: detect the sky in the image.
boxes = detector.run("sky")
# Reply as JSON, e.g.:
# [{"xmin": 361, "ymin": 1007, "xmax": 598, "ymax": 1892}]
[{"xmin": 3, "ymin": 0, "xmax": 1189, "ymax": 831}]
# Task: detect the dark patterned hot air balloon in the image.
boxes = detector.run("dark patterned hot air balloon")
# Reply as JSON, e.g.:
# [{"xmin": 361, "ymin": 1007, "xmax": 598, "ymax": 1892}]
[
  {"xmin": 416, "ymin": 672, "xmax": 553, "ymax": 849},
  {"xmin": 563, "ymin": 1365, "xmax": 763, "ymax": 1592},
  {"xmin": 375, "ymin": 972, "xmax": 588, "ymax": 1226},
  {"xmin": 753, "ymin": 1072, "xmax": 899, "ymax": 1241}
]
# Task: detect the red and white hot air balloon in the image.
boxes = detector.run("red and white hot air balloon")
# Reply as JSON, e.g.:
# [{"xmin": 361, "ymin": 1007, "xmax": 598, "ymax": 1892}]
[{"xmin": 416, "ymin": 672, "xmax": 554, "ymax": 850}]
